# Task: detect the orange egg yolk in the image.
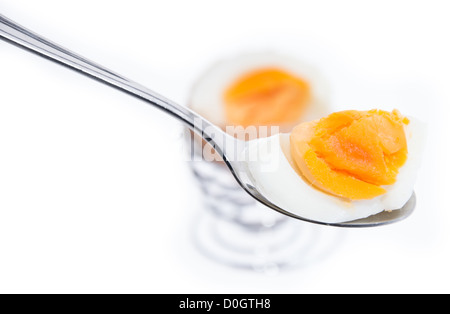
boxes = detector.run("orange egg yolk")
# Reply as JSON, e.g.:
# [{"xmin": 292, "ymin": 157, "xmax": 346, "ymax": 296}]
[
  {"xmin": 290, "ymin": 109, "xmax": 409, "ymax": 200},
  {"xmin": 223, "ymin": 68, "xmax": 311, "ymax": 127}
]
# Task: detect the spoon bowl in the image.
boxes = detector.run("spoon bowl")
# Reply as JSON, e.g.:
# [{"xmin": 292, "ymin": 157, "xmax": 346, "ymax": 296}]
[
  {"xmin": 220, "ymin": 138, "xmax": 416, "ymax": 227},
  {"xmin": 0, "ymin": 14, "xmax": 416, "ymax": 227}
]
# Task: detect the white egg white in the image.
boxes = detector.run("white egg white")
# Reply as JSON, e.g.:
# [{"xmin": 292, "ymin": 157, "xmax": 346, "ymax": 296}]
[
  {"xmin": 188, "ymin": 51, "xmax": 330, "ymax": 128},
  {"xmin": 243, "ymin": 118, "xmax": 426, "ymax": 224}
]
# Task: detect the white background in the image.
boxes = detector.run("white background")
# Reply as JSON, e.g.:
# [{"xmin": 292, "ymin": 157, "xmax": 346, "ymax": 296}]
[{"xmin": 1, "ymin": 0, "xmax": 449, "ymax": 293}]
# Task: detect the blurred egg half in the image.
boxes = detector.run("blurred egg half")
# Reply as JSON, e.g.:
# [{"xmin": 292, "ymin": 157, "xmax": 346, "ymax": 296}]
[{"xmin": 189, "ymin": 51, "xmax": 330, "ymax": 135}]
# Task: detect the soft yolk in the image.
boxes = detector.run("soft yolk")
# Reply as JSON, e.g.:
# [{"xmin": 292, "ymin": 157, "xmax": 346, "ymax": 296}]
[
  {"xmin": 290, "ymin": 109, "xmax": 409, "ymax": 200},
  {"xmin": 224, "ymin": 68, "xmax": 311, "ymax": 127}
]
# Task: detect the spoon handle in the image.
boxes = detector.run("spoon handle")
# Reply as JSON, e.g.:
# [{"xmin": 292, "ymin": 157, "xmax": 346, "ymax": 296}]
[{"xmin": 0, "ymin": 14, "xmax": 228, "ymax": 154}]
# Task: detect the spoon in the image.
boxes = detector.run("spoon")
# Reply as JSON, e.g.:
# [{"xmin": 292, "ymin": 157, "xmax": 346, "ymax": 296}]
[{"xmin": 0, "ymin": 14, "xmax": 415, "ymax": 227}]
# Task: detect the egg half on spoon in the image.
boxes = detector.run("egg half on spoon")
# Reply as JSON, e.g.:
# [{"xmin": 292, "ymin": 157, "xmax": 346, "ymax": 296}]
[
  {"xmin": 187, "ymin": 53, "xmax": 424, "ymax": 224},
  {"xmin": 244, "ymin": 109, "xmax": 425, "ymax": 224}
]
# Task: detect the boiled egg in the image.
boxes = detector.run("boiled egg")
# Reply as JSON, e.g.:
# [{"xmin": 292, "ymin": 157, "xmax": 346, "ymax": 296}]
[
  {"xmin": 244, "ymin": 109, "xmax": 425, "ymax": 223},
  {"xmin": 189, "ymin": 51, "xmax": 330, "ymax": 134}
]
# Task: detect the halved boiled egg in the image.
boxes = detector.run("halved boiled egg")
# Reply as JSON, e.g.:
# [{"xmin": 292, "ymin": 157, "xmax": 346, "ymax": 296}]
[
  {"xmin": 189, "ymin": 52, "xmax": 329, "ymax": 133},
  {"xmin": 245, "ymin": 109, "xmax": 425, "ymax": 223}
]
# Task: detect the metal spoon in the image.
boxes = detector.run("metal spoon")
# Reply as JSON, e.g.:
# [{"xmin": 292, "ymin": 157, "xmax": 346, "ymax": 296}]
[{"xmin": 0, "ymin": 14, "xmax": 415, "ymax": 227}]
